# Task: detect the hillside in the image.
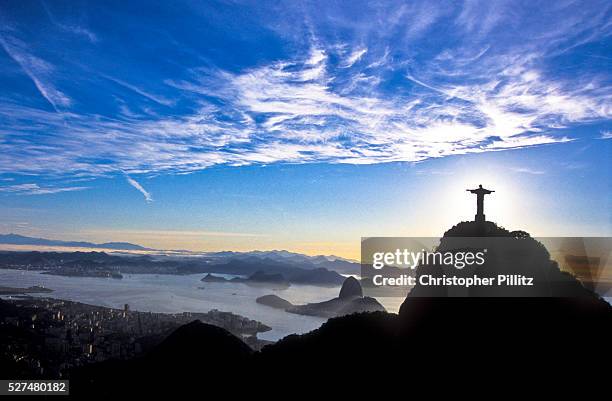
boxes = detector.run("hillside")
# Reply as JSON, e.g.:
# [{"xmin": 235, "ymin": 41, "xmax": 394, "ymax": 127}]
[{"xmin": 67, "ymin": 220, "xmax": 612, "ymax": 395}]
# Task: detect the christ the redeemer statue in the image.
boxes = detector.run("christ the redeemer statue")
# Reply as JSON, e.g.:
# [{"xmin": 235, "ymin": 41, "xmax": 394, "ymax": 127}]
[{"xmin": 466, "ymin": 184, "xmax": 494, "ymax": 222}]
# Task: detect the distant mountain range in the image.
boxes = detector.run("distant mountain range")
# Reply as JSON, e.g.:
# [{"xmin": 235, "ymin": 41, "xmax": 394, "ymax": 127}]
[
  {"xmin": 0, "ymin": 234, "xmax": 358, "ymax": 273},
  {"xmin": 0, "ymin": 234, "xmax": 152, "ymax": 251},
  {"xmin": 200, "ymin": 258, "xmax": 348, "ymax": 285},
  {"xmin": 203, "ymin": 251, "xmax": 358, "ymax": 274},
  {"xmin": 0, "ymin": 250, "xmax": 352, "ymax": 285}
]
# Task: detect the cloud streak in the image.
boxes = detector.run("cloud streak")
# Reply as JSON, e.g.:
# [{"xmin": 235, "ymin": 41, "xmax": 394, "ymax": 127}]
[
  {"xmin": 125, "ymin": 175, "xmax": 153, "ymax": 202},
  {"xmin": 0, "ymin": 183, "xmax": 87, "ymax": 195},
  {"xmin": 0, "ymin": 33, "xmax": 71, "ymax": 111},
  {"xmin": 341, "ymin": 47, "xmax": 367, "ymax": 68},
  {"xmin": 103, "ymin": 75, "xmax": 174, "ymax": 107},
  {"xmin": 41, "ymin": 1, "xmax": 98, "ymax": 43}
]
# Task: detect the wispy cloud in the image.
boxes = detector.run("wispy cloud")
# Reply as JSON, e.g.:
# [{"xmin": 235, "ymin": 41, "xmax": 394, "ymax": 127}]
[
  {"xmin": 600, "ymin": 131, "xmax": 612, "ymax": 139},
  {"xmin": 64, "ymin": 25, "xmax": 97, "ymax": 43},
  {"xmin": 41, "ymin": 1, "xmax": 98, "ymax": 43},
  {"xmin": 103, "ymin": 75, "xmax": 174, "ymax": 107},
  {"xmin": 0, "ymin": 0, "xmax": 609, "ymax": 184},
  {"xmin": 404, "ymin": 2, "xmax": 443, "ymax": 38},
  {"xmin": 125, "ymin": 175, "xmax": 153, "ymax": 202},
  {"xmin": 456, "ymin": 0, "xmax": 506, "ymax": 37},
  {"xmin": 510, "ymin": 167, "xmax": 546, "ymax": 175},
  {"xmin": 0, "ymin": 183, "xmax": 87, "ymax": 195},
  {"xmin": 341, "ymin": 47, "xmax": 367, "ymax": 68},
  {"xmin": 0, "ymin": 33, "xmax": 71, "ymax": 110}
]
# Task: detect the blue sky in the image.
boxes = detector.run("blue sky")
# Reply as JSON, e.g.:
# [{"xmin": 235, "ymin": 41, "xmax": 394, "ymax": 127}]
[{"xmin": 0, "ymin": 1, "xmax": 610, "ymax": 257}]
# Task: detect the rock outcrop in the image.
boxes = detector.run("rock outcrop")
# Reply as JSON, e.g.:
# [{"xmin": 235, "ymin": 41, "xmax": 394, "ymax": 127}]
[
  {"xmin": 338, "ymin": 276, "xmax": 362, "ymax": 298},
  {"xmin": 256, "ymin": 276, "xmax": 385, "ymax": 318},
  {"xmin": 201, "ymin": 273, "xmax": 228, "ymax": 282},
  {"xmin": 256, "ymin": 294, "xmax": 294, "ymax": 309}
]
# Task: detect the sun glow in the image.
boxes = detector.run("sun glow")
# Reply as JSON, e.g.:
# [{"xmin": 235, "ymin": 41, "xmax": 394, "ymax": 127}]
[{"xmin": 432, "ymin": 168, "xmax": 527, "ymax": 231}]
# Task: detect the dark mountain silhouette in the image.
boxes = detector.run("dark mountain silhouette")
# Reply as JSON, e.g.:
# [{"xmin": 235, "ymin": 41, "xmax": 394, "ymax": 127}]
[
  {"xmin": 202, "ymin": 271, "xmax": 291, "ymax": 288},
  {"xmin": 145, "ymin": 320, "xmax": 253, "ymax": 362},
  {"xmin": 287, "ymin": 295, "xmax": 386, "ymax": 318},
  {"xmin": 286, "ymin": 278, "xmax": 386, "ymax": 317},
  {"xmin": 203, "ymin": 256, "xmax": 307, "ymax": 274},
  {"xmin": 205, "ymin": 249, "xmax": 358, "ymax": 274},
  {"xmin": 0, "ymin": 233, "xmax": 152, "ymax": 251},
  {"xmin": 244, "ymin": 270, "xmax": 289, "ymax": 284},
  {"xmin": 203, "ymin": 258, "xmax": 345, "ymax": 285},
  {"xmin": 56, "ymin": 220, "xmax": 612, "ymax": 394},
  {"xmin": 70, "ymin": 320, "xmax": 252, "ymax": 395},
  {"xmin": 231, "ymin": 270, "xmax": 291, "ymax": 288},
  {"xmin": 290, "ymin": 267, "xmax": 346, "ymax": 285},
  {"xmin": 408, "ymin": 221, "xmax": 595, "ymax": 297},
  {"xmin": 256, "ymin": 276, "xmax": 385, "ymax": 318},
  {"xmin": 338, "ymin": 276, "xmax": 362, "ymax": 298}
]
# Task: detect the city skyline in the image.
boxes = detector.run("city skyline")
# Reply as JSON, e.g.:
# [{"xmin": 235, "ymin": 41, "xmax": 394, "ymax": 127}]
[{"xmin": 0, "ymin": 1, "xmax": 611, "ymax": 259}]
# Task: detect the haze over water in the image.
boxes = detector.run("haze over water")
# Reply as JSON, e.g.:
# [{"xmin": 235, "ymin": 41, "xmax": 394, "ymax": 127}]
[{"xmin": 0, "ymin": 269, "xmax": 405, "ymax": 341}]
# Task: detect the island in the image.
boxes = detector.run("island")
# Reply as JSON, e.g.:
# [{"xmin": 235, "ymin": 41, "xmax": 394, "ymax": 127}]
[
  {"xmin": 0, "ymin": 285, "xmax": 53, "ymax": 295},
  {"xmin": 255, "ymin": 294, "xmax": 294, "ymax": 309},
  {"xmin": 201, "ymin": 273, "xmax": 230, "ymax": 283},
  {"xmin": 202, "ymin": 271, "xmax": 291, "ymax": 288}
]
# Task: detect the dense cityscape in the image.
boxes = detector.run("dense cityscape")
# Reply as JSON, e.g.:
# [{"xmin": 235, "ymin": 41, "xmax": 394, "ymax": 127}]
[{"xmin": 0, "ymin": 296, "xmax": 271, "ymax": 378}]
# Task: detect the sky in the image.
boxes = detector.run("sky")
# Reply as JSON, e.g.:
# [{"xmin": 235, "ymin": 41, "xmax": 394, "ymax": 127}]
[{"xmin": 0, "ymin": 0, "xmax": 610, "ymax": 259}]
